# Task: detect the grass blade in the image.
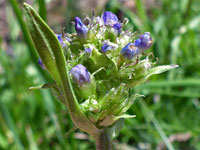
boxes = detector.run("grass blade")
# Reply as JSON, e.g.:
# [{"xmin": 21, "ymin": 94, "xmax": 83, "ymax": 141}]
[
  {"xmin": 138, "ymin": 99, "xmax": 175, "ymax": 150},
  {"xmin": 37, "ymin": 0, "xmax": 47, "ymax": 22},
  {"xmin": 135, "ymin": 0, "xmax": 150, "ymax": 31},
  {"xmin": 0, "ymin": 101, "xmax": 25, "ymax": 150},
  {"xmin": 136, "ymin": 79, "xmax": 200, "ymax": 88}
]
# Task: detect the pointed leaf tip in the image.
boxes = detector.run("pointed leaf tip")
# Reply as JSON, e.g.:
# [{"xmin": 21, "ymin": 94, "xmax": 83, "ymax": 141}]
[
  {"xmin": 145, "ymin": 64, "xmax": 179, "ymax": 80},
  {"xmin": 170, "ymin": 64, "xmax": 179, "ymax": 68},
  {"xmin": 23, "ymin": 3, "xmax": 31, "ymax": 10},
  {"xmin": 23, "ymin": 2, "xmax": 62, "ymax": 83}
]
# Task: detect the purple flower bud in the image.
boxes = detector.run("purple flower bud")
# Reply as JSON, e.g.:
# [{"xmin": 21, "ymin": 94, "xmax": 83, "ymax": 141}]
[
  {"xmin": 38, "ymin": 59, "xmax": 46, "ymax": 69},
  {"xmin": 121, "ymin": 43, "xmax": 139, "ymax": 59},
  {"xmin": 70, "ymin": 64, "xmax": 91, "ymax": 86},
  {"xmin": 102, "ymin": 11, "xmax": 121, "ymax": 35},
  {"xmin": 101, "ymin": 43, "xmax": 112, "ymax": 53},
  {"xmin": 56, "ymin": 34, "xmax": 66, "ymax": 47},
  {"xmin": 56, "ymin": 34, "xmax": 63, "ymax": 43},
  {"xmin": 134, "ymin": 32, "xmax": 153, "ymax": 52},
  {"xmin": 84, "ymin": 48, "xmax": 92, "ymax": 53},
  {"xmin": 56, "ymin": 34, "xmax": 71, "ymax": 47},
  {"xmin": 75, "ymin": 17, "xmax": 88, "ymax": 39},
  {"xmin": 102, "ymin": 11, "xmax": 118, "ymax": 25},
  {"xmin": 113, "ymin": 23, "xmax": 121, "ymax": 34}
]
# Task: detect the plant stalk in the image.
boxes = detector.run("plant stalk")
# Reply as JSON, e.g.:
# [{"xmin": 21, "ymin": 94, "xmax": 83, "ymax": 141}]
[{"xmin": 94, "ymin": 128, "xmax": 112, "ymax": 150}]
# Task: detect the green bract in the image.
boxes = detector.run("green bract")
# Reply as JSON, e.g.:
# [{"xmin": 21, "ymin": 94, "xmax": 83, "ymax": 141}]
[{"xmin": 24, "ymin": 3, "xmax": 178, "ymax": 142}]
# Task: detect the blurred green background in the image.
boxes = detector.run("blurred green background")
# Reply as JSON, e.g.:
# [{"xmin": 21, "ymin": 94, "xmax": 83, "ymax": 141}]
[{"xmin": 0, "ymin": 0, "xmax": 200, "ymax": 149}]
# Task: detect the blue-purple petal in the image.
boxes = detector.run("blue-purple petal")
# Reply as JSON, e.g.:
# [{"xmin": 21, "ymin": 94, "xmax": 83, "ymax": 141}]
[
  {"xmin": 84, "ymin": 48, "xmax": 92, "ymax": 53},
  {"xmin": 56, "ymin": 34, "xmax": 66, "ymax": 47},
  {"xmin": 70, "ymin": 64, "xmax": 91, "ymax": 86},
  {"xmin": 113, "ymin": 23, "xmax": 121, "ymax": 34},
  {"xmin": 101, "ymin": 43, "xmax": 112, "ymax": 53},
  {"xmin": 134, "ymin": 32, "xmax": 153, "ymax": 52},
  {"xmin": 102, "ymin": 11, "xmax": 118, "ymax": 25},
  {"xmin": 121, "ymin": 43, "xmax": 139, "ymax": 59},
  {"xmin": 75, "ymin": 17, "xmax": 88, "ymax": 39}
]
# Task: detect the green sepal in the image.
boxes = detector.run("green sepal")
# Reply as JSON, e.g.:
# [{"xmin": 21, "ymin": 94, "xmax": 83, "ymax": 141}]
[
  {"xmin": 107, "ymin": 118, "xmax": 125, "ymax": 139},
  {"xmin": 98, "ymin": 84, "xmax": 128, "ymax": 120},
  {"xmin": 99, "ymin": 114, "xmax": 135, "ymax": 127},
  {"xmin": 87, "ymin": 47, "xmax": 114, "ymax": 72},
  {"xmin": 115, "ymin": 94, "xmax": 143, "ymax": 115},
  {"xmin": 80, "ymin": 98, "xmax": 100, "ymax": 114},
  {"xmin": 126, "ymin": 61, "xmax": 179, "ymax": 88},
  {"xmin": 97, "ymin": 84, "xmax": 142, "ymax": 123}
]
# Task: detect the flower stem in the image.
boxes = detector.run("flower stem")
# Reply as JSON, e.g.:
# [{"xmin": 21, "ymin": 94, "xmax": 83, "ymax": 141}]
[{"xmin": 94, "ymin": 128, "xmax": 112, "ymax": 150}]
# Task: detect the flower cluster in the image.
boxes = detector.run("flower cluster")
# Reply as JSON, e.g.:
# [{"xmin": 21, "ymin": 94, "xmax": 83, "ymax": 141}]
[
  {"xmin": 38, "ymin": 11, "xmax": 176, "ymax": 128},
  {"xmin": 24, "ymin": 2, "xmax": 178, "ymax": 143}
]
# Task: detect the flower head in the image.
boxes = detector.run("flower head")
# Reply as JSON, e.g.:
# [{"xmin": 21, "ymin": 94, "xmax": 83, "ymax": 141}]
[
  {"xmin": 38, "ymin": 59, "xmax": 45, "ymax": 69},
  {"xmin": 70, "ymin": 64, "xmax": 91, "ymax": 86},
  {"xmin": 75, "ymin": 17, "xmax": 88, "ymax": 39},
  {"xmin": 134, "ymin": 32, "xmax": 153, "ymax": 52},
  {"xmin": 24, "ymin": 3, "xmax": 178, "ymax": 137},
  {"xmin": 121, "ymin": 43, "xmax": 139, "ymax": 59}
]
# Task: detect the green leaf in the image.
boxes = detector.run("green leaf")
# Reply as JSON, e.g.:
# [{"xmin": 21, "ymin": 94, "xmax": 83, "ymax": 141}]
[
  {"xmin": 115, "ymin": 114, "xmax": 136, "ymax": 119},
  {"xmin": 29, "ymin": 82, "xmax": 56, "ymax": 90},
  {"xmin": 23, "ymin": 3, "xmax": 99, "ymax": 135},
  {"xmin": 145, "ymin": 65, "xmax": 179, "ymax": 80},
  {"xmin": 65, "ymin": 127, "xmax": 78, "ymax": 137},
  {"xmin": 139, "ymin": 99, "xmax": 175, "ymax": 150},
  {"xmin": 28, "ymin": 82, "xmax": 67, "ymax": 105},
  {"xmin": 108, "ymin": 119, "xmax": 125, "ymax": 139},
  {"xmin": 23, "ymin": 3, "xmax": 60, "ymax": 83}
]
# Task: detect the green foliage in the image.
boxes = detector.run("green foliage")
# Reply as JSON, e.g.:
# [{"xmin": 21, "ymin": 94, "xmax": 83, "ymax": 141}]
[{"xmin": 1, "ymin": 0, "xmax": 200, "ymax": 149}]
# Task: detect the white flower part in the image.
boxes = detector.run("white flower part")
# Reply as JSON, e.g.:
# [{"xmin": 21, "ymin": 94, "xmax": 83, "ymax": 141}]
[
  {"xmin": 96, "ymin": 31, "xmax": 104, "ymax": 40},
  {"xmin": 140, "ymin": 59, "xmax": 151, "ymax": 71},
  {"xmin": 91, "ymin": 99, "xmax": 98, "ymax": 105},
  {"xmin": 95, "ymin": 26, "xmax": 107, "ymax": 40},
  {"xmin": 95, "ymin": 16, "xmax": 104, "ymax": 26},
  {"xmin": 89, "ymin": 99, "xmax": 99, "ymax": 112},
  {"xmin": 105, "ymin": 40, "xmax": 118, "ymax": 49},
  {"xmin": 84, "ymin": 44, "xmax": 96, "ymax": 50},
  {"xmin": 117, "ymin": 35, "xmax": 130, "ymax": 46}
]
